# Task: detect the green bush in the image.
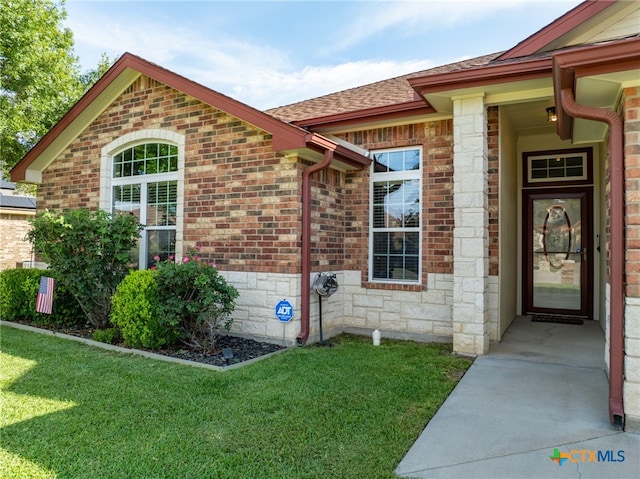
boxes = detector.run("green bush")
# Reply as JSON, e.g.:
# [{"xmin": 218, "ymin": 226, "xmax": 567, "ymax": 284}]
[
  {"xmin": 0, "ymin": 268, "xmax": 40, "ymax": 321},
  {"xmin": 0, "ymin": 268, "xmax": 84, "ymax": 326},
  {"xmin": 92, "ymin": 328, "xmax": 120, "ymax": 345},
  {"xmin": 155, "ymin": 248, "xmax": 238, "ymax": 353},
  {"xmin": 110, "ymin": 270, "xmax": 179, "ymax": 349},
  {"xmin": 27, "ymin": 208, "xmax": 143, "ymax": 328}
]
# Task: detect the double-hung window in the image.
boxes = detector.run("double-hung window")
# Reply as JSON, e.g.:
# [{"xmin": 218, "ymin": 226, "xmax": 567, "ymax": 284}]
[
  {"xmin": 111, "ymin": 142, "xmax": 178, "ymax": 269},
  {"xmin": 370, "ymin": 147, "xmax": 421, "ymax": 283}
]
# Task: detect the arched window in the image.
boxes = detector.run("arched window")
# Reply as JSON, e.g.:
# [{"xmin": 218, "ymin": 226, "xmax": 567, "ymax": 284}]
[{"xmin": 101, "ymin": 131, "xmax": 184, "ymax": 269}]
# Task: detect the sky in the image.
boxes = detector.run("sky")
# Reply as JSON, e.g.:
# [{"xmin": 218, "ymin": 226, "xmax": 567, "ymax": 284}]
[{"xmin": 64, "ymin": 0, "xmax": 584, "ymax": 110}]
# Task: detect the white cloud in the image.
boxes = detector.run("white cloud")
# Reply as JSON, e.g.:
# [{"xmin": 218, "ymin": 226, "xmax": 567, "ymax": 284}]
[
  {"xmin": 66, "ymin": 10, "xmax": 435, "ymax": 110},
  {"xmin": 189, "ymin": 58, "xmax": 437, "ymax": 109},
  {"xmin": 65, "ymin": 0, "xmax": 581, "ymax": 110}
]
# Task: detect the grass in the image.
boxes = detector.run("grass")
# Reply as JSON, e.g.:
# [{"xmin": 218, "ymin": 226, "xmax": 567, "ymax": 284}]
[{"xmin": 0, "ymin": 326, "xmax": 472, "ymax": 479}]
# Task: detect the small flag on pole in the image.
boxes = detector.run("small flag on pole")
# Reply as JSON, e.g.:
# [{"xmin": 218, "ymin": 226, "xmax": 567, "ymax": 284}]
[{"xmin": 36, "ymin": 276, "xmax": 55, "ymax": 315}]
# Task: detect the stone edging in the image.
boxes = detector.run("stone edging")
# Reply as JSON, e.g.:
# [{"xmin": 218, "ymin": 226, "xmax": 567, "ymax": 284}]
[{"xmin": 0, "ymin": 320, "xmax": 287, "ymax": 372}]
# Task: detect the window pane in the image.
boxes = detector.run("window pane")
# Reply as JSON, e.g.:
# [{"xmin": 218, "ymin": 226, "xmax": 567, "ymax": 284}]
[
  {"xmin": 113, "ymin": 143, "xmax": 177, "ymax": 178},
  {"xmin": 146, "ymin": 143, "xmax": 158, "ymax": 160},
  {"xmin": 134, "ymin": 145, "xmax": 146, "ymax": 161},
  {"xmin": 147, "ymin": 181, "xmax": 177, "ymax": 226},
  {"xmin": 113, "ymin": 184, "xmax": 141, "ymax": 221},
  {"xmin": 372, "ymin": 149, "xmax": 420, "ymax": 173},
  {"xmin": 405, "ymin": 149, "xmax": 420, "ymax": 170},
  {"xmin": 372, "ymin": 232, "xmax": 419, "ymax": 281},
  {"xmin": 158, "ymin": 156, "xmax": 169, "ymax": 173},
  {"xmin": 147, "ymin": 229, "xmax": 176, "ymax": 269},
  {"xmin": 388, "ymin": 151, "xmax": 404, "ymax": 172},
  {"xmin": 373, "ymin": 179, "xmax": 420, "ymax": 228}
]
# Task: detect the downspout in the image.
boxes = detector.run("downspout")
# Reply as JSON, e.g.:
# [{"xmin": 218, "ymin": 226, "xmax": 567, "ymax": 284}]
[
  {"xmin": 297, "ymin": 149, "xmax": 334, "ymax": 345},
  {"xmin": 558, "ymin": 87, "xmax": 625, "ymax": 429}
]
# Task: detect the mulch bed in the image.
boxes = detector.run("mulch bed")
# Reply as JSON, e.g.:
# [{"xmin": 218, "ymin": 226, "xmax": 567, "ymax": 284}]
[{"xmin": 10, "ymin": 319, "xmax": 285, "ymax": 367}]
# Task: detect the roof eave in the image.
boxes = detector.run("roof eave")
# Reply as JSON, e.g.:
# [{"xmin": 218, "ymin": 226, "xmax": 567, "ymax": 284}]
[
  {"xmin": 305, "ymin": 133, "xmax": 371, "ymax": 169},
  {"xmin": 10, "ymin": 53, "xmax": 323, "ymax": 183},
  {"xmin": 552, "ymin": 36, "xmax": 640, "ymax": 141},
  {"xmin": 497, "ymin": 0, "xmax": 615, "ymax": 61},
  {"xmin": 408, "ymin": 57, "xmax": 552, "ymax": 97},
  {"xmin": 291, "ymin": 100, "xmax": 435, "ymax": 131}
]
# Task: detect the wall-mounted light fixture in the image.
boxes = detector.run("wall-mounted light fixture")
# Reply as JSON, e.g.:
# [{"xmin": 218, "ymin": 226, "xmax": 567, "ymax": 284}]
[{"xmin": 546, "ymin": 106, "xmax": 557, "ymax": 123}]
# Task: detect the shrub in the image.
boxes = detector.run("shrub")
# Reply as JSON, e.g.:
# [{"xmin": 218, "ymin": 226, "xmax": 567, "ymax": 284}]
[
  {"xmin": 27, "ymin": 208, "xmax": 143, "ymax": 328},
  {"xmin": 110, "ymin": 270, "xmax": 179, "ymax": 349},
  {"xmin": 0, "ymin": 268, "xmax": 40, "ymax": 321},
  {"xmin": 0, "ymin": 268, "xmax": 84, "ymax": 326},
  {"xmin": 155, "ymin": 249, "xmax": 238, "ymax": 353},
  {"xmin": 92, "ymin": 328, "xmax": 120, "ymax": 345}
]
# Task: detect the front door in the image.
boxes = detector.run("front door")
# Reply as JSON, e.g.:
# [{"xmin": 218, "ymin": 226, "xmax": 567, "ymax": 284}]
[{"xmin": 523, "ymin": 188, "xmax": 593, "ymax": 318}]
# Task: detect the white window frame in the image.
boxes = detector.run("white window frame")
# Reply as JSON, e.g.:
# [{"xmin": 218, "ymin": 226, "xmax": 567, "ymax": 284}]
[
  {"xmin": 100, "ymin": 130, "xmax": 185, "ymax": 269},
  {"xmin": 368, "ymin": 146, "xmax": 422, "ymax": 284}
]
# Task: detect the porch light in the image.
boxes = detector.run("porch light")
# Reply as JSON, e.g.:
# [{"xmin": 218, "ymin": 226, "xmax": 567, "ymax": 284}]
[{"xmin": 546, "ymin": 106, "xmax": 557, "ymax": 123}]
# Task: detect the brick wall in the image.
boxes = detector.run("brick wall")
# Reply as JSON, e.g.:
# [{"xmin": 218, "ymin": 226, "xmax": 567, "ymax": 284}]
[
  {"xmin": 337, "ymin": 114, "xmax": 500, "ymax": 285},
  {"xmin": 0, "ymin": 213, "xmax": 34, "ymax": 270},
  {"xmin": 37, "ymin": 75, "xmax": 301, "ymax": 274},
  {"xmin": 308, "ymin": 165, "xmax": 346, "ymax": 269},
  {"xmin": 338, "ymin": 121, "xmax": 455, "ymax": 289},
  {"xmin": 623, "ymin": 86, "xmax": 640, "ymax": 431},
  {"xmin": 624, "ymin": 87, "xmax": 640, "ymax": 299}
]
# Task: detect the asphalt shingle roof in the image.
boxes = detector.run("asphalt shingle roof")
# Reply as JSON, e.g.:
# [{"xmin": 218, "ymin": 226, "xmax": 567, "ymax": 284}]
[{"xmin": 265, "ymin": 52, "xmax": 502, "ymax": 123}]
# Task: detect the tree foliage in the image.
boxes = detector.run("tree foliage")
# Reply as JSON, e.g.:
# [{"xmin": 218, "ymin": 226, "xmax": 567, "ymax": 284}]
[
  {"xmin": 0, "ymin": 0, "xmax": 116, "ymax": 179},
  {"xmin": 27, "ymin": 208, "xmax": 143, "ymax": 328},
  {"xmin": 0, "ymin": 0, "xmax": 81, "ymax": 176}
]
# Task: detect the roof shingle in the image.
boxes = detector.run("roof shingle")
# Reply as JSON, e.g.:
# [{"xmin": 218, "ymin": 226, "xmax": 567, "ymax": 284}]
[{"xmin": 265, "ymin": 52, "xmax": 502, "ymax": 123}]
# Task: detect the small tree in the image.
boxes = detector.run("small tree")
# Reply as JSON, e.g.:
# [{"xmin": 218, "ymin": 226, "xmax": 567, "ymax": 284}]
[{"xmin": 27, "ymin": 208, "xmax": 143, "ymax": 328}]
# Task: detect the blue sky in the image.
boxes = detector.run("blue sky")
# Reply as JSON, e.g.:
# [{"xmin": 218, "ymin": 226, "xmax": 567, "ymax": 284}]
[{"xmin": 65, "ymin": 0, "xmax": 583, "ymax": 110}]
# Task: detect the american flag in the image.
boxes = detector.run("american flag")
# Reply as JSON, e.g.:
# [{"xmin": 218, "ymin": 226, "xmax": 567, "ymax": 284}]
[{"xmin": 36, "ymin": 276, "xmax": 55, "ymax": 315}]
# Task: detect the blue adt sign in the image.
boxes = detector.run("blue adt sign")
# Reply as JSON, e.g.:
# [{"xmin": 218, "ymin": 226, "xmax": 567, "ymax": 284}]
[{"xmin": 275, "ymin": 300, "xmax": 294, "ymax": 323}]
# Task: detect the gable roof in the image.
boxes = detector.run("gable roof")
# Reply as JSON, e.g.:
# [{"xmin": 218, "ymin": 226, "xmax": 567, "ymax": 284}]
[
  {"xmin": 11, "ymin": 53, "xmax": 370, "ymax": 183},
  {"xmin": 496, "ymin": 0, "xmax": 616, "ymax": 61}
]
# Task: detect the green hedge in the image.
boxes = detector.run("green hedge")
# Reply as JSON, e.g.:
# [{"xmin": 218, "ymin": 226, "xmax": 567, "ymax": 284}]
[
  {"xmin": 0, "ymin": 268, "xmax": 84, "ymax": 326},
  {"xmin": 110, "ymin": 269, "xmax": 180, "ymax": 349}
]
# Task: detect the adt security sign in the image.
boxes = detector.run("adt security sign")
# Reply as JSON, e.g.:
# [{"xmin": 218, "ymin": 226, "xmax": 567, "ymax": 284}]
[{"xmin": 275, "ymin": 300, "xmax": 294, "ymax": 323}]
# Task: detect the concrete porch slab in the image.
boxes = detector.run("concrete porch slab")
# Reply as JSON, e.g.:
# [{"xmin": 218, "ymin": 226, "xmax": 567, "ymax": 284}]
[{"xmin": 395, "ymin": 317, "xmax": 640, "ymax": 479}]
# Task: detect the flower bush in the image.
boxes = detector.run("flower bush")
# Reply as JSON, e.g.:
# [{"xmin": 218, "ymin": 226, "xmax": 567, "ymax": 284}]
[{"xmin": 155, "ymin": 247, "xmax": 238, "ymax": 353}]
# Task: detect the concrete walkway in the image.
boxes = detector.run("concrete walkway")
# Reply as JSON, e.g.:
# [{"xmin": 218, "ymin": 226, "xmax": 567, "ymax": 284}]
[{"xmin": 395, "ymin": 317, "xmax": 640, "ymax": 479}]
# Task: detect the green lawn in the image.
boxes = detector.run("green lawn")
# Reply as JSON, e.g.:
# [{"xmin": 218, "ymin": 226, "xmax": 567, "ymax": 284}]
[{"xmin": 0, "ymin": 326, "xmax": 471, "ymax": 479}]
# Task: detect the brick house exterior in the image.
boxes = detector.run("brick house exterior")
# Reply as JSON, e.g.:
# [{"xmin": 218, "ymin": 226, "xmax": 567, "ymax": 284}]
[
  {"xmin": 0, "ymin": 180, "xmax": 36, "ymax": 270},
  {"xmin": 10, "ymin": 1, "xmax": 640, "ymax": 430}
]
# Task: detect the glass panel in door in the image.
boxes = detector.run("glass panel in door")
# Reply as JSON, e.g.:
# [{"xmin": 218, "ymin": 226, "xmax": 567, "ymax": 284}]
[
  {"xmin": 532, "ymin": 197, "xmax": 582, "ymax": 310},
  {"xmin": 524, "ymin": 188, "xmax": 592, "ymax": 317}
]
